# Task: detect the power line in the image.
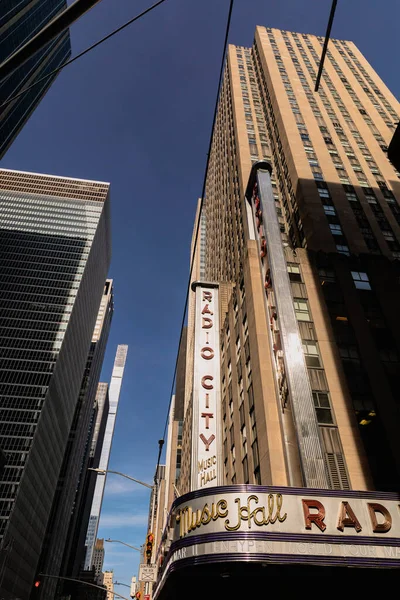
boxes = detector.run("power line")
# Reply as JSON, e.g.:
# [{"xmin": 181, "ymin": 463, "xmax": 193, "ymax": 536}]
[
  {"xmin": 0, "ymin": 0, "xmax": 167, "ymax": 110},
  {"xmin": 154, "ymin": 0, "xmax": 234, "ymax": 476}
]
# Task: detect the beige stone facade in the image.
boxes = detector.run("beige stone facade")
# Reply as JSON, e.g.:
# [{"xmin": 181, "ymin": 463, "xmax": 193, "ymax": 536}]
[{"xmin": 191, "ymin": 28, "xmax": 400, "ymax": 492}]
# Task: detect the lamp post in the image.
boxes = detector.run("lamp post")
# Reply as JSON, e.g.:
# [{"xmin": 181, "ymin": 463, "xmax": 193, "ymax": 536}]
[
  {"xmin": 105, "ymin": 539, "xmax": 142, "ymax": 553},
  {"xmin": 88, "ymin": 468, "xmax": 154, "ymax": 489},
  {"xmin": 37, "ymin": 573, "xmax": 130, "ymax": 600}
]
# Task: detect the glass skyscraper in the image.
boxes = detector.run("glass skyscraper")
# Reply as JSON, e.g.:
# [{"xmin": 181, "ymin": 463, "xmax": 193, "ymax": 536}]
[
  {"xmin": 0, "ymin": 0, "xmax": 71, "ymax": 158},
  {"xmin": 35, "ymin": 281, "xmax": 114, "ymax": 600},
  {"xmin": 84, "ymin": 344, "xmax": 128, "ymax": 570},
  {"xmin": 0, "ymin": 169, "xmax": 111, "ymax": 599}
]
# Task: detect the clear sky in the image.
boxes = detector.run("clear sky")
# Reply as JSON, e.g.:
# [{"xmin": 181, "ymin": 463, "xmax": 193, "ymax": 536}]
[{"xmin": 2, "ymin": 0, "xmax": 400, "ymax": 591}]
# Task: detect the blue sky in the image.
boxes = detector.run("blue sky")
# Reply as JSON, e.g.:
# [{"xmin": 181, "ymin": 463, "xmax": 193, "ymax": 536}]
[{"xmin": 2, "ymin": 0, "xmax": 400, "ymax": 591}]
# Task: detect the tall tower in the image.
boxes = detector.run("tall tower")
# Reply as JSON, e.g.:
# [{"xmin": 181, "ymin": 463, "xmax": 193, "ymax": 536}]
[
  {"xmin": 181, "ymin": 28, "xmax": 400, "ymax": 495},
  {"xmin": 84, "ymin": 344, "xmax": 128, "ymax": 570},
  {"xmin": 35, "ymin": 281, "xmax": 114, "ymax": 598},
  {"xmin": 0, "ymin": 169, "xmax": 111, "ymax": 598},
  {"xmin": 0, "ymin": 1, "xmax": 71, "ymax": 158}
]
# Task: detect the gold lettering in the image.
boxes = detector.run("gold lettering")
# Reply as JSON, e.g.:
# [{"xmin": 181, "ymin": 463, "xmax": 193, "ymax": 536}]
[{"xmin": 224, "ymin": 494, "xmax": 286, "ymax": 531}]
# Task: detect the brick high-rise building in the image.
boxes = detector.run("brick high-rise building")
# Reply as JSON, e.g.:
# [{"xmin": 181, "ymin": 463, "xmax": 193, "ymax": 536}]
[
  {"xmin": 180, "ymin": 27, "xmax": 400, "ymax": 494},
  {"xmin": 153, "ymin": 28, "xmax": 400, "ymax": 597}
]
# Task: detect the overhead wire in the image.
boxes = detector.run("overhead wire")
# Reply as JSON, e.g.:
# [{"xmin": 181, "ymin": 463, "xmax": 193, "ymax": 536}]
[
  {"xmin": 154, "ymin": 0, "xmax": 235, "ymax": 479},
  {"xmin": 0, "ymin": 0, "xmax": 167, "ymax": 110}
]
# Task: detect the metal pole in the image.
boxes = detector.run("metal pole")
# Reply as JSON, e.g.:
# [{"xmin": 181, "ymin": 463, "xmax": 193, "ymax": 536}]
[
  {"xmin": 89, "ymin": 468, "xmax": 153, "ymax": 489},
  {"xmin": 315, "ymin": 0, "xmax": 338, "ymax": 92},
  {"xmin": 106, "ymin": 539, "xmax": 141, "ymax": 552},
  {"xmin": 0, "ymin": 0, "xmax": 104, "ymax": 81},
  {"xmin": 38, "ymin": 573, "xmax": 130, "ymax": 600}
]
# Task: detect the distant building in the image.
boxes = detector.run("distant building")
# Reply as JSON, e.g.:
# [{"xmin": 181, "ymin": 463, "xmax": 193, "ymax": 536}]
[
  {"xmin": 60, "ymin": 283, "xmax": 114, "ymax": 580},
  {"xmin": 84, "ymin": 345, "xmax": 129, "ymax": 569},
  {"xmin": 36, "ymin": 282, "xmax": 114, "ymax": 598},
  {"xmin": 92, "ymin": 539, "xmax": 105, "ymax": 583},
  {"xmin": 102, "ymin": 571, "xmax": 114, "ymax": 600},
  {"xmin": 0, "ymin": 0, "xmax": 71, "ymax": 157},
  {"xmin": 0, "ymin": 169, "xmax": 111, "ymax": 600}
]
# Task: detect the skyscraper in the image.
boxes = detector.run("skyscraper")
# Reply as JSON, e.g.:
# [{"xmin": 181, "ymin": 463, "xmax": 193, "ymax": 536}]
[
  {"xmin": 179, "ymin": 27, "xmax": 400, "ymax": 495},
  {"xmin": 0, "ymin": 0, "xmax": 71, "ymax": 158},
  {"xmin": 92, "ymin": 538, "xmax": 105, "ymax": 583},
  {"xmin": 84, "ymin": 344, "xmax": 128, "ymax": 570},
  {"xmin": 35, "ymin": 281, "xmax": 114, "ymax": 599},
  {"xmin": 102, "ymin": 571, "xmax": 114, "ymax": 600},
  {"xmin": 152, "ymin": 28, "xmax": 400, "ymax": 595},
  {"xmin": 0, "ymin": 169, "xmax": 111, "ymax": 599},
  {"xmin": 63, "ymin": 382, "xmax": 110, "ymax": 579}
]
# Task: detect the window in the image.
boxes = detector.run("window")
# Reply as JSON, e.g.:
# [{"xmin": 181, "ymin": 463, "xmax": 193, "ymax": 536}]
[
  {"xmin": 294, "ymin": 299, "xmax": 311, "ymax": 321},
  {"xmin": 242, "ymin": 456, "xmax": 249, "ymax": 484},
  {"xmin": 330, "ymin": 223, "xmax": 343, "ymax": 235},
  {"xmin": 248, "ymin": 383, "xmax": 254, "ymax": 410},
  {"xmin": 351, "ymin": 271, "xmax": 371, "ymax": 290},
  {"xmin": 336, "ymin": 244, "xmax": 350, "ymax": 255},
  {"xmin": 287, "ymin": 264, "xmax": 302, "ymax": 282},
  {"xmin": 338, "ymin": 345, "xmax": 359, "ymax": 360},
  {"xmin": 324, "ymin": 205, "xmax": 336, "ymax": 216},
  {"xmin": 318, "ymin": 188, "xmax": 331, "ymax": 199},
  {"xmin": 252, "ymin": 439, "xmax": 260, "ymax": 469},
  {"xmin": 313, "ymin": 391, "xmax": 334, "ymax": 424},
  {"xmin": 318, "ymin": 268, "xmax": 335, "ymax": 283},
  {"xmin": 302, "ymin": 341, "xmax": 321, "ymax": 367}
]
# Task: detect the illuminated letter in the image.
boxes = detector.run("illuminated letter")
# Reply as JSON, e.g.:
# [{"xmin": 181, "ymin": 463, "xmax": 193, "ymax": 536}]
[
  {"xmin": 200, "ymin": 433, "xmax": 215, "ymax": 451},
  {"xmin": 201, "ymin": 412, "xmax": 214, "ymax": 429},
  {"xmin": 201, "ymin": 376, "xmax": 214, "ymax": 390},
  {"xmin": 302, "ymin": 499, "xmax": 326, "ymax": 532},
  {"xmin": 200, "ymin": 347, "xmax": 214, "ymax": 360},
  {"xmin": 202, "ymin": 317, "xmax": 213, "ymax": 329},
  {"xmin": 202, "ymin": 304, "xmax": 213, "ymax": 315},
  {"xmin": 203, "ymin": 291, "xmax": 212, "ymax": 302},
  {"xmin": 337, "ymin": 501, "xmax": 362, "ymax": 533},
  {"xmin": 367, "ymin": 503, "xmax": 392, "ymax": 533}
]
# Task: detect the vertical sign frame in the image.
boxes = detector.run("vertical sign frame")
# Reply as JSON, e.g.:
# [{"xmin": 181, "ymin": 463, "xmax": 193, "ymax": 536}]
[{"xmin": 190, "ymin": 282, "xmax": 223, "ymax": 490}]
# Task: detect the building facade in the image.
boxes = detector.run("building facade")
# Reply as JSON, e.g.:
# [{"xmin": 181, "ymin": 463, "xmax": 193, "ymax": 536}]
[
  {"xmin": 92, "ymin": 538, "xmax": 105, "ymax": 583},
  {"xmin": 63, "ymin": 382, "xmax": 110, "ymax": 579},
  {"xmin": 0, "ymin": 169, "xmax": 111, "ymax": 599},
  {"xmin": 0, "ymin": 0, "xmax": 71, "ymax": 158},
  {"xmin": 154, "ymin": 27, "xmax": 400, "ymax": 596},
  {"xmin": 36, "ymin": 281, "xmax": 114, "ymax": 599},
  {"xmin": 102, "ymin": 571, "xmax": 113, "ymax": 600},
  {"xmin": 84, "ymin": 344, "xmax": 128, "ymax": 569}
]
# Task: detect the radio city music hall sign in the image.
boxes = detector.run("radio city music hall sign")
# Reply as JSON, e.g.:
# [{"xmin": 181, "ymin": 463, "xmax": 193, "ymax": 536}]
[
  {"xmin": 174, "ymin": 491, "xmax": 400, "ymax": 539},
  {"xmin": 151, "ymin": 486, "xmax": 400, "ymax": 599},
  {"xmin": 191, "ymin": 283, "xmax": 223, "ymax": 490}
]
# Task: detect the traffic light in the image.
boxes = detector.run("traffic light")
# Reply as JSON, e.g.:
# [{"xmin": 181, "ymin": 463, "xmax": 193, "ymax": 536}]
[
  {"xmin": 34, "ymin": 581, "xmax": 41, "ymax": 588},
  {"xmin": 145, "ymin": 532, "xmax": 154, "ymax": 563},
  {"xmin": 135, "ymin": 592, "xmax": 141, "ymax": 600}
]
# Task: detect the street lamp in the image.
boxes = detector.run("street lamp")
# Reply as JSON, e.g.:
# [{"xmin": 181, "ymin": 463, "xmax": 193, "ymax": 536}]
[
  {"xmin": 88, "ymin": 468, "xmax": 153, "ymax": 489},
  {"xmin": 37, "ymin": 573, "xmax": 130, "ymax": 600},
  {"xmin": 114, "ymin": 581, "xmax": 130, "ymax": 588},
  {"xmin": 105, "ymin": 538, "xmax": 142, "ymax": 553}
]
